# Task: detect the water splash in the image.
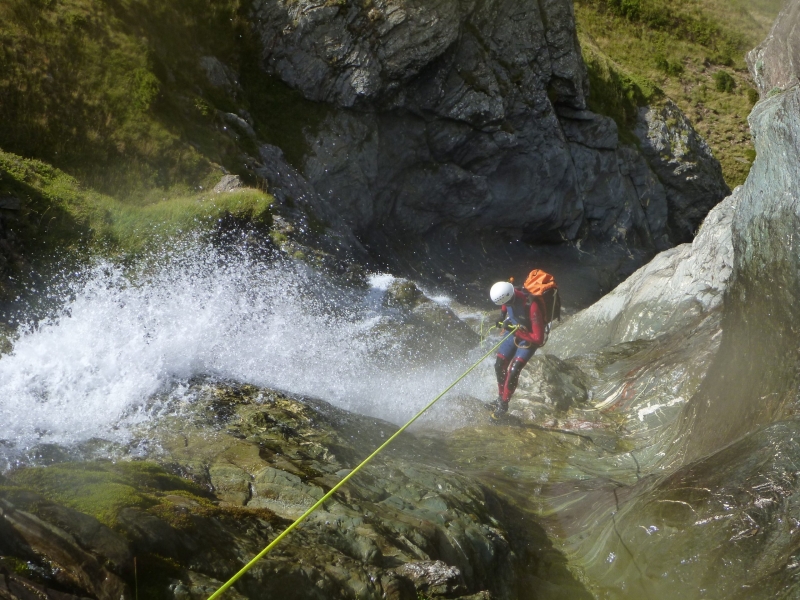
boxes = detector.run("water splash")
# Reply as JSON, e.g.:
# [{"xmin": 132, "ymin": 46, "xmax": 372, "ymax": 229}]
[{"xmin": 0, "ymin": 241, "xmax": 492, "ymax": 465}]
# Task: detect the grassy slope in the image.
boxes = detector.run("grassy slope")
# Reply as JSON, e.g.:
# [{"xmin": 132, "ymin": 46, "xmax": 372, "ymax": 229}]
[
  {"xmin": 0, "ymin": 0, "xmax": 327, "ymax": 203},
  {"xmin": 0, "ymin": 149, "xmax": 273, "ymax": 259},
  {"xmin": 575, "ymin": 0, "xmax": 783, "ymax": 188},
  {"xmin": 0, "ymin": 0, "xmax": 338, "ymax": 298}
]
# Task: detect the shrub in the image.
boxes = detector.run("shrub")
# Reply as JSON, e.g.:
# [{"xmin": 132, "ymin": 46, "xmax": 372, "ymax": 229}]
[
  {"xmin": 713, "ymin": 70, "xmax": 736, "ymax": 93},
  {"xmin": 654, "ymin": 55, "xmax": 684, "ymax": 77},
  {"xmin": 747, "ymin": 88, "xmax": 760, "ymax": 105},
  {"xmin": 132, "ymin": 68, "xmax": 161, "ymax": 112}
]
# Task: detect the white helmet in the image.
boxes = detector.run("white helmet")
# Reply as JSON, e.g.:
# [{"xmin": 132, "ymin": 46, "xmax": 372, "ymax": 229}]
[{"xmin": 490, "ymin": 281, "xmax": 515, "ymax": 305}]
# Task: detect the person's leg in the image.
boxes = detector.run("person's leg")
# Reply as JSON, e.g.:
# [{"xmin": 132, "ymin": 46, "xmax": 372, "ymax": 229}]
[
  {"xmin": 494, "ymin": 335, "xmax": 516, "ymax": 399},
  {"xmin": 502, "ymin": 358, "xmax": 528, "ymax": 401},
  {"xmin": 501, "ymin": 342, "xmax": 536, "ymax": 403}
]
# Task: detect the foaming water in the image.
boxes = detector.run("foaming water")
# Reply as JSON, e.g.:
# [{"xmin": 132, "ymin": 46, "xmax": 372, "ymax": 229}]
[{"xmin": 0, "ymin": 241, "xmax": 493, "ymax": 465}]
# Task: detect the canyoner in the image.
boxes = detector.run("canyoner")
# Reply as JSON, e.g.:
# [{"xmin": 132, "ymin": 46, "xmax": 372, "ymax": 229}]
[{"xmin": 489, "ymin": 270, "xmax": 562, "ymax": 421}]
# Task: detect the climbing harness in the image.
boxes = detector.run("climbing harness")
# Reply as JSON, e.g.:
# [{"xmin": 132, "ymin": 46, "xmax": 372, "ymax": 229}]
[
  {"xmin": 206, "ymin": 327, "xmax": 518, "ymax": 600},
  {"xmin": 514, "ymin": 337, "xmax": 533, "ymax": 349}
]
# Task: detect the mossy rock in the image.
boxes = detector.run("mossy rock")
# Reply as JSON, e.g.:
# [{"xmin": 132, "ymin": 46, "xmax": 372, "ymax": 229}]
[
  {"xmin": 385, "ymin": 279, "xmax": 424, "ymax": 309},
  {"xmin": 5, "ymin": 461, "xmax": 214, "ymax": 528}
]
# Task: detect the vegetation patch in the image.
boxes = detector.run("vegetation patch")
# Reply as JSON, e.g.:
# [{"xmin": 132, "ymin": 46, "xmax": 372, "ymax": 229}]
[
  {"xmin": 713, "ymin": 70, "xmax": 737, "ymax": 93},
  {"xmin": 0, "ymin": 0, "xmax": 328, "ymax": 201},
  {"xmin": 574, "ymin": 0, "xmax": 783, "ymax": 187},
  {"xmin": 582, "ymin": 41, "xmax": 663, "ymax": 143},
  {"xmin": 0, "ymin": 149, "xmax": 274, "ymax": 261},
  {"xmin": 5, "ymin": 461, "xmax": 204, "ymax": 527}
]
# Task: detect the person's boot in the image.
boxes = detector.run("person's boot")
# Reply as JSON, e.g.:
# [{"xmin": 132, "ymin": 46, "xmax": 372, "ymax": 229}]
[{"xmin": 490, "ymin": 399, "xmax": 508, "ymax": 422}]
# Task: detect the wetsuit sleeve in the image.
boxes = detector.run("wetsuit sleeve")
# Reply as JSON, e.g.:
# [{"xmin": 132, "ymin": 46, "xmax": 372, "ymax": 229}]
[{"xmin": 515, "ymin": 299, "xmax": 545, "ymax": 346}]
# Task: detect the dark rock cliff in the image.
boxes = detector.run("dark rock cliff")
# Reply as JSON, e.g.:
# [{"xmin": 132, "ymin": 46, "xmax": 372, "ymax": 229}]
[{"xmin": 245, "ymin": 0, "xmax": 728, "ymax": 256}]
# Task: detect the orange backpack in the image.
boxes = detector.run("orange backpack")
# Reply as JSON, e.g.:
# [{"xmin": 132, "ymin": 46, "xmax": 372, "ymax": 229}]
[{"xmin": 522, "ymin": 269, "xmax": 561, "ymax": 326}]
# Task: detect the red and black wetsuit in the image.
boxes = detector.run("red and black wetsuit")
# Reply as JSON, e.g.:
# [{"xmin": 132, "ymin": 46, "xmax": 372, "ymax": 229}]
[{"xmin": 496, "ymin": 289, "xmax": 545, "ymax": 404}]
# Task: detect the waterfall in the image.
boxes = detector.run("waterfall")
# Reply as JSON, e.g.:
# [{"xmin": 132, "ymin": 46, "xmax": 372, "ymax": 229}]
[{"xmin": 0, "ymin": 240, "xmax": 492, "ymax": 467}]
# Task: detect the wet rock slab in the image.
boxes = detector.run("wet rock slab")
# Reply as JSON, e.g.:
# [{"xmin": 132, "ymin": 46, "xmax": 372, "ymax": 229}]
[{"xmin": 0, "ymin": 382, "xmax": 590, "ymax": 599}]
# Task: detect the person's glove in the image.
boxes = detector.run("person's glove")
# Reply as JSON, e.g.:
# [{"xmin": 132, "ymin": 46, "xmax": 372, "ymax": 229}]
[{"xmin": 498, "ymin": 319, "xmax": 519, "ymax": 331}]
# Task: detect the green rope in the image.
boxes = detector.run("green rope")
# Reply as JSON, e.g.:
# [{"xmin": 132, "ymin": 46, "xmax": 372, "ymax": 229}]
[
  {"xmin": 206, "ymin": 328, "xmax": 515, "ymax": 600},
  {"xmin": 479, "ymin": 312, "xmax": 502, "ymax": 347}
]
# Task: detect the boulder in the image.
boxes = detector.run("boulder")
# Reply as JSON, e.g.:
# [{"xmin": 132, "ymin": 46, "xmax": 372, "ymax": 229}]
[
  {"xmin": 213, "ymin": 174, "xmax": 244, "ymax": 193},
  {"xmin": 396, "ymin": 560, "xmax": 467, "ymax": 597},
  {"xmin": 199, "ymin": 56, "xmax": 241, "ymax": 92},
  {"xmin": 0, "ymin": 570, "xmax": 90, "ymax": 600},
  {"xmin": 0, "ymin": 195, "xmax": 21, "ymax": 210},
  {"xmin": 634, "ymin": 100, "xmax": 731, "ymax": 242},
  {"xmin": 746, "ymin": 0, "xmax": 800, "ymax": 97}
]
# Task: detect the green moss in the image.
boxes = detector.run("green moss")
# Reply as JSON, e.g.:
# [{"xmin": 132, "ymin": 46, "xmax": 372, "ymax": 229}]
[
  {"xmin": 8, "ymin": 463, "xmax": 155, "ymax": 527},
  {"xmin": 5, "ymin": 461, "xmax": 213, "ymax": 528},
  {"xmin": 0, "ymin": 148, "xmax": 274, "ymax": 259},
  {"xmin": 767, "ymin": 86, "xmax": 784, "ymax": 98}
]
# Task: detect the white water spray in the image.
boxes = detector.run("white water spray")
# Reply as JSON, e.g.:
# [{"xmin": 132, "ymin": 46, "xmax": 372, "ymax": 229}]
[{"xmin": 0, "ymin": 242, "xmax": 493, "ymax": 465}]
